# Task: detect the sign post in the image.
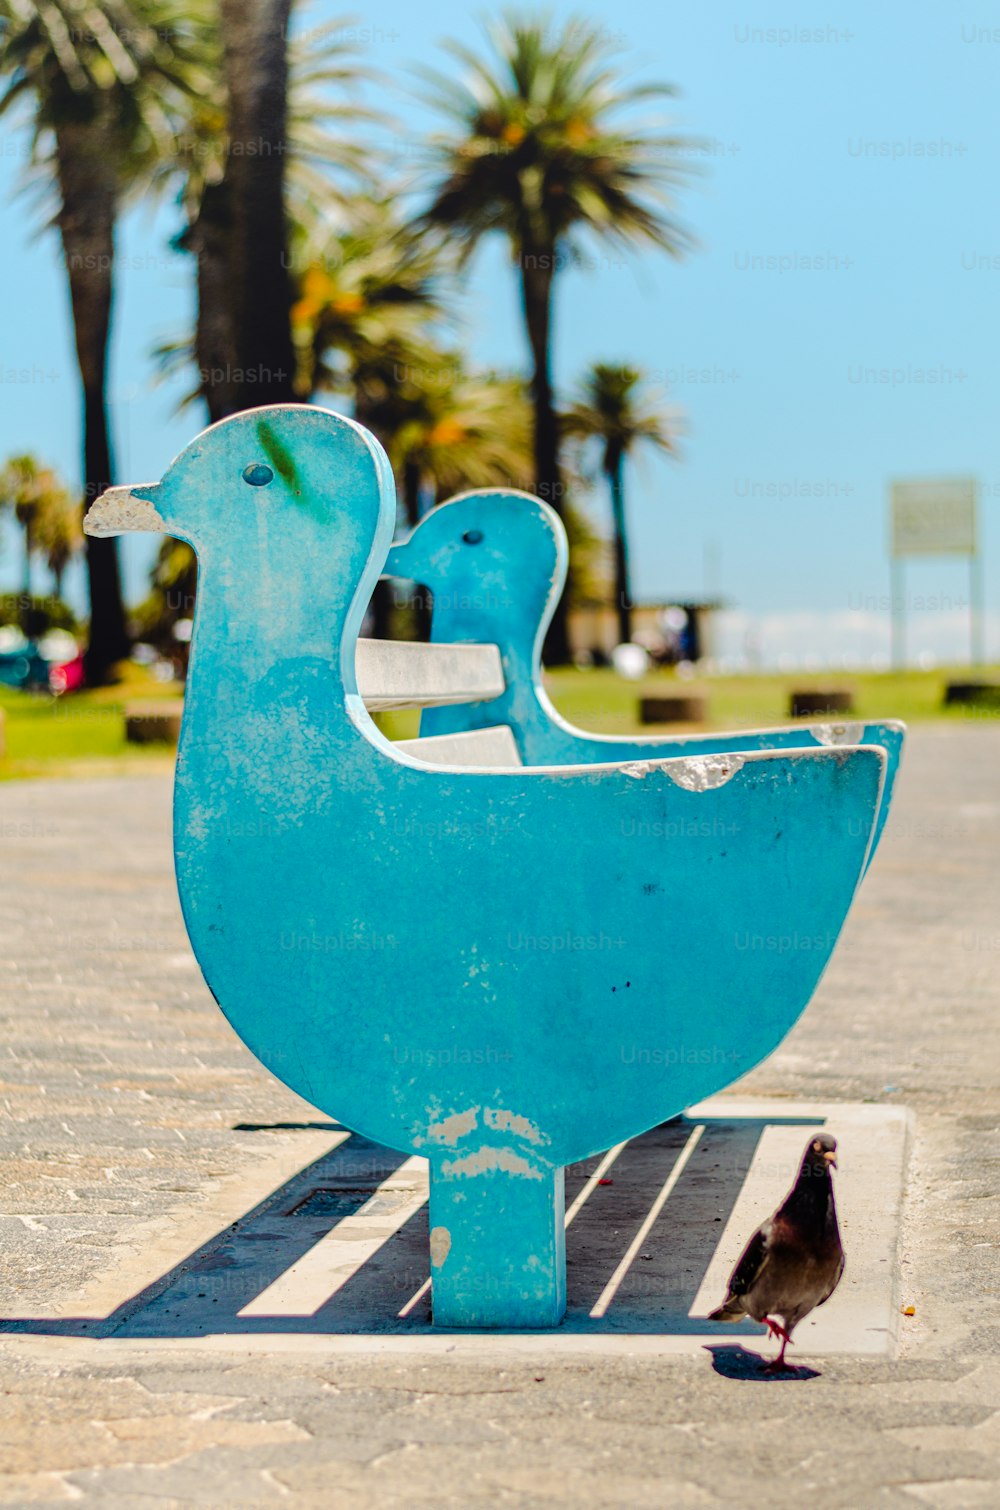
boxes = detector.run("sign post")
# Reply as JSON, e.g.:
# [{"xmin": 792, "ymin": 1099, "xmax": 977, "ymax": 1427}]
[{"xmin": 889, "ymin": 477, "xmax": 980, "ymax": 668}]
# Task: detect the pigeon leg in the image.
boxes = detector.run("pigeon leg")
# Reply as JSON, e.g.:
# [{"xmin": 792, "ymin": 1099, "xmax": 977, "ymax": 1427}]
[{"xmin": 764, "ymin": 1318, "xmax": 793, "ymax": 1369}]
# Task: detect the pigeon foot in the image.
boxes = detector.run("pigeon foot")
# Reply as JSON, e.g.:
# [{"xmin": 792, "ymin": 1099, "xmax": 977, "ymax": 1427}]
[{"xmin": 763, "ymin": 1317, "xmax": 793, "ymax": 1369}]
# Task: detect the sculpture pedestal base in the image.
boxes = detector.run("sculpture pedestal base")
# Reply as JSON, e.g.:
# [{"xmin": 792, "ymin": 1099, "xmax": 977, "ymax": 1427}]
[{"xmin": 428, "ymin": 1160, "xmax": 566, "ymax": 1329}]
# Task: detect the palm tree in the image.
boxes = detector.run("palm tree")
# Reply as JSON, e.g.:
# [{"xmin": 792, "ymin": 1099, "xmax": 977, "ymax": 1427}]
[
  {"xmin": 0, "ymin": 452, "xmax": 76, "ymax": 611},
  {"xmin": 0, "ymin": 453, "xmax": 44, "ymax": 596},
  {"xmin": 37, "ymin": 480, "xmax": 83, "ymax": 599},
  {"xmin": 147, "ymin": 14, "xmax": 377, "ymax": 646},
  {"xmin": 0, "ymin": 0, "xmax": 206, "ymax": 682},
  {"xmin": 564, "ymin": 362, "xmax": 677, "ymax": 645},
  {"xmin": 168, "ymin": 11, "xmax": 376, "ymax": 420},
  {"xmin": 289, "ymin": 196, "xmax": 446, "ymax": 639},
  {"xmin": 364, "ymin": 352, "xmax": 533, "ymax": 640},
  {"xmin": 215, "ymin": 0, "xmax": 376, "ymax": 411},
  {"xmin": 290, "ymin": 196, "xmax": 445, "ymax": 408},
  {"xmin": 416, "ymin": 12, "xmax": 695, "ymax": 661},
  {"xmin": 294, "ymin": 216, "xmax": 529, "ymax": 637},
  {"xmin": 389, "ymin": 357, "xmax": 532, "ymax": 517},
  {"xmin": 131, "ymin": 535, "xmax": 198, "ymax": 649}
]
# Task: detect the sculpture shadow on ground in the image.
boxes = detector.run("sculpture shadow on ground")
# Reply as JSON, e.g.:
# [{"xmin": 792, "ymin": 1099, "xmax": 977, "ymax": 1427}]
[{"xmin": 0, "ymin": 1114, "xmax": 823, "ymax": 1342}]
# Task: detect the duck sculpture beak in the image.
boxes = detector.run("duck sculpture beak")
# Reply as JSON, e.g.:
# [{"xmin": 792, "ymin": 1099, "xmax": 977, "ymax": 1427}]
[
  {"xmin": 84, "ymin": 484, "xmax": 165, "ymax": 537},
  {"xmin": 383, "ymin": 536, "xmax": 414, "ymax": 578}
]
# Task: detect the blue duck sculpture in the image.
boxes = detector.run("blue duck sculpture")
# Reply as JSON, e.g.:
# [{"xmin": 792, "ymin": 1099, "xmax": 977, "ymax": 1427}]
[
  {"xmin": 385, "ymin": 491, "xmax": 904, "ymax": 862},
  {"xmin": 86, "ymin": 406, "xmax": 887, "ymax": 1328}
]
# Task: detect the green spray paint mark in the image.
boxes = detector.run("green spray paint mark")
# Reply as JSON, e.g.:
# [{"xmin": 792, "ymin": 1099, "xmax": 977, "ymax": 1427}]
[{"xmin": 256, "ymin": 419, "xmax": 299, "ymax": 492}]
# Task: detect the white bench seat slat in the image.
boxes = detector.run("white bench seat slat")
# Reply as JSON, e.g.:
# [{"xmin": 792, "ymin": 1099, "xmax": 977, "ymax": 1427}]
[
  {"xmin": 394, "ymin": 725, "xmax": 523, "ymax": 769},
  {"xmin": 356, "ymin": 639, "xmax": 505, "ymax": 711}
]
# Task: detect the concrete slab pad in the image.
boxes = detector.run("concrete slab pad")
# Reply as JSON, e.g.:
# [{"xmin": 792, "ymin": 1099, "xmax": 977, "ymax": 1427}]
[{"xmin": 0, "ymin": 1101, "xmax": 910, "ymax": 1362}]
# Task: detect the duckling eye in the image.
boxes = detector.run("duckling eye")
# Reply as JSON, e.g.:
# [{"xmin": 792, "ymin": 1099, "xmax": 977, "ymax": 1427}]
[
  {"xmin": 242, "ymin": 464, "xmax": 274, "ymax": 487},
  {"xmin": 462, "ymin": 529, "xmax": 484, "ymax": 545}
]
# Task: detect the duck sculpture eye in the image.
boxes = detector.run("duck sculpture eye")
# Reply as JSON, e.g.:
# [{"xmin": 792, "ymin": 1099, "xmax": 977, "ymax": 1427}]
[
  {"xmin": 462, "ymin": 529, "xmax": 484, "ymax": 545},
  {"xmin": 242, "ymin": 464, "xmax": 274, "ymax": 487}
]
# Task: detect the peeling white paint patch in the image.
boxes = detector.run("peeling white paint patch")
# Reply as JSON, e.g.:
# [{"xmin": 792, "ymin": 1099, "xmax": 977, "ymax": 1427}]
[
  {"xmin": 664, "ymin": 753, "xmax": 746, "ymax": 791},
  {"xmin": 483, "ymin": 1107, "xmax": 545, "ymax": 1145},
  {"xmin": 623, "ymin": 761, "xmax": 655, "ymax": 779},
  {"xmin": 441, "ymin": 1146, "xmax": 544, "ymax": 1180},
  {"xmin": 426, "ymin": 1107, "xmax": 480, "ymax": 1146},
  {"xmin": 84, "ymin": 485, "xmax": 165, "ymax": 537},
  {"xmin": 429, "ymin": 1225, "xmax": 451, "ymax": 1268},
  {"xmin": 812, "ymin": 721, "xmax": 864, "ymax": 746}
]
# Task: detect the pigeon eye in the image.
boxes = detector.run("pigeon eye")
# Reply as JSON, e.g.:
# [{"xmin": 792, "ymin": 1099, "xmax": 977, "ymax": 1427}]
[
  {"xmin": 462, "ymin": 529, "xmax": 484, "ymax": 545},
  {"xmin": 242, "ymin": 464, "xmax": 274, "ymax": 488}
]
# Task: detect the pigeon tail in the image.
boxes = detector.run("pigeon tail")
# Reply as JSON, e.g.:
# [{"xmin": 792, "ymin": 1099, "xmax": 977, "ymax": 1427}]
[{"xmin": 708, "ymin": 1301, "xmax": 747, "ymax": 1323}]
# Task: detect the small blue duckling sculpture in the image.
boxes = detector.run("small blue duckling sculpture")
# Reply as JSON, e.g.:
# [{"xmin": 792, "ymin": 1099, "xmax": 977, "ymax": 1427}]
[
  {"xmin": 385, "ymin": 491, "xmax": 905, "ymax": 861},
  {"xmin": 86, "ymin": 406, "xmax": 886, "ymax": 1329}
]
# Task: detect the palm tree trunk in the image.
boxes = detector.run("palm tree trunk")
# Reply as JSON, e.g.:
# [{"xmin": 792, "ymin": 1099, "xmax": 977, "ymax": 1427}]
[
  {"xmin": 607, "ymin": 451, "xmax": 633, "ymax": 645},
  {"xmin": 22, "ymin": 519, "xmax": 32, "ymax": 600},
  {"xmin": 402, "ymin": 456, "xmax": 422, "ymax": 528},
  {"xmin": 171, "ymin": 3, "xmax": 293, "ymax": 637},
  {"xmin": 218, "ymin": 0, "xmax": 297, "ymax": 409},
  {"xmin": 520, "ymin": 252, "xmax": 571, "ymax": 665},
  {"xmin": 55, "ymin": 120, "xmax": 130, "ymax": 686},
  {"xmin": 187, "ymin": 180, "xmax": 242, "ymax": 422},
  {"xmin": 171, "ymin": 168, "xmax": 241, "ymax": 639}
]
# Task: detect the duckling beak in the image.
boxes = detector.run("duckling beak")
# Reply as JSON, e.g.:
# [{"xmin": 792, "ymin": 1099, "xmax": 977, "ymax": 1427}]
[{"xmin": 84, "ymin": 484, "xmax": 165, "ymax": 537}]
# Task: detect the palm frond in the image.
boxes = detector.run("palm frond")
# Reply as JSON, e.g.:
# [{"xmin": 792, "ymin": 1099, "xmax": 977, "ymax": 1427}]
[
  {"xmin": 415, "ymin": 10, "xmax": 700, "ymax": 263},
  {"xmin": 563, "ymin": 360, "xmax": 682, "ymax": 474}
]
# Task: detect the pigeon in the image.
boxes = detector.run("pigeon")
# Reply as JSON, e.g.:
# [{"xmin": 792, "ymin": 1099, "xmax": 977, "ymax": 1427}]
[{"xmin": 709, "ymin": 1132, "xmax": 844, "ymax": 1369}]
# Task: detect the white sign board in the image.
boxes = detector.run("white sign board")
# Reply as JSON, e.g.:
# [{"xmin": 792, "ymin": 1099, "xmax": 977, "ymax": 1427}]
[{"xmin": 890, "ymin": 478, "xmax": 977, "ymax": 558}]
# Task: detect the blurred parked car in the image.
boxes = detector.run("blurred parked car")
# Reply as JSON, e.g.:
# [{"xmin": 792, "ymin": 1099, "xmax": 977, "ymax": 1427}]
[
  {"xmin": 48, "ymin": 651, "xmax": 85, "ymax": 693},
  {"xmin": 0, "ymin": 642, "xmax": 51, "ymax": 690},
  {"xmin": 0, "ymin": 626, "xmax": 83, "ymax": 692}
]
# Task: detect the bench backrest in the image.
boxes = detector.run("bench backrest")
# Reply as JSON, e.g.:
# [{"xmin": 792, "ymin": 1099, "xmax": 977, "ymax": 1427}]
[{"xmin": 356, "ymin": 636, "xmax": 523, "ymax": 767}]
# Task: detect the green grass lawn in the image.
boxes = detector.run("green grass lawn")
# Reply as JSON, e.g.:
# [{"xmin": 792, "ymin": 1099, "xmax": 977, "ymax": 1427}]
[
  {"xmin": 548, "ymin": 664, "xmax": 1000, "ymax": 732},
  {"xmin": 2, "ymin": 663, "xmax": 998, "ymax": 780},
  {"xmin": 0, "ymin": 667, "xmax": 181, "ymax": 780}
]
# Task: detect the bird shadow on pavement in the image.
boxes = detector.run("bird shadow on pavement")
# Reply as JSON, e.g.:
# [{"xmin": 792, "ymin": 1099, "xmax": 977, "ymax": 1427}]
[{"xmin": 704, "ymin": 1344, "xmax": 821, "ymax": 1382}]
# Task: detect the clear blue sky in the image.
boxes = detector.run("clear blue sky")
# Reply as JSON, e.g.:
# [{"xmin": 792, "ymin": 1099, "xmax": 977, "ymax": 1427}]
[{"xmin": 1, "ymin": 0, "xmax": 997, "ymax": 665}]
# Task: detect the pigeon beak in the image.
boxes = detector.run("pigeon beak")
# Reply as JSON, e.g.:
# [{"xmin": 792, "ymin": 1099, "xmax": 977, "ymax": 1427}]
[
  {"xmin": 824, "ymin": 1151, "xmax": 838, "ymax": 1169},
  {"xmin": 84, "ymin": 484, "xmax": 165, "ymax": 537}
]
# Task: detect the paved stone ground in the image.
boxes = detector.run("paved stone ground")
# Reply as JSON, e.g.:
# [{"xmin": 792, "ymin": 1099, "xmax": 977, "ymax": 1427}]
[{"xmin": 1, "ymin": 725, "xmax": 999, "ymax": 1507}]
